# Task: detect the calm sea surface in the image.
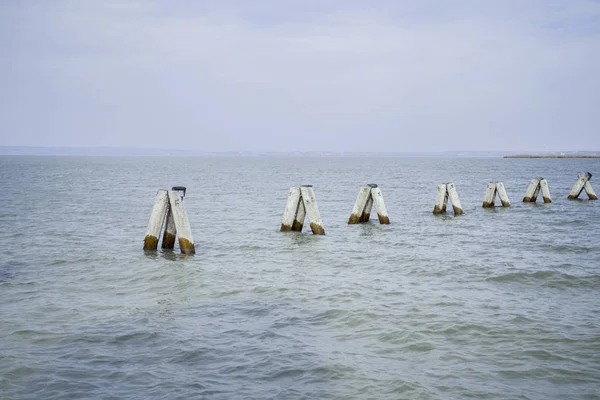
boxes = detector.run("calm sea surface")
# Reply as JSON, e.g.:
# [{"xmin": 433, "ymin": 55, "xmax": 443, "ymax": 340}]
[{"xmin": 1, "ymin": 156, "xmax": 599, "ymax": 399}]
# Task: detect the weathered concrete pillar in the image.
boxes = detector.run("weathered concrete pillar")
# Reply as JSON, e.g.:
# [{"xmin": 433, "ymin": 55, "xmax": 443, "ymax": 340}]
[
  {"xmin": 523, "ymin": 178, "xmax": 541, "ymax": 202},
  {"xmin": 482, "ymin": 182, "xmax": 497, "ymax": 208},
  {"xmin": 292, "ymin": 198, "xmax": 306, "ymax": 231},
  {"xmin": 167, "ymin": 188, "xmax": 195, "ymax": 254},
  {"xmin": 162, "ymin": 187, "xmax": 185, "ymax": 250},
  {"xmin": 584, "ymin": 180, "xmax": 598, "ymax": 200},
  {"xmin": 447, "ymin": 182, "xmax": 463, "ymax": 215},
  {"xmin": 281, "ymin": 187, "xmax": 302, "ymax": 232},
  {"xmin": 539, "ymin": 179, "xmax": 552, "ymax": 203},
  {"xmin": 496, "ymin": 182, "xmax": 511, "ymax": 207},
  {"xmin": 568, "ymin": 172, "xmax": 597, "ymax": 200},
  {"xmin": 360, "ymin": 193, "xmax": 374, "ymax": 222},
  {"xmin": 433, "ymin": 183, "xmax": 462, "ymax": 215},
  {"xmin": 483, "ymin": 182, "xmax": 510, "ymax": 208},
  {"xmin": 161, "ymin": 207, "xmax": 177, "ymax": 249},
  {"xmin": 299, "ymin": 185, "xmax": 325, "ymax": 235},
  {"xmin": 348, "ymin": 186, "xmax": 372, "ymax": 224},
  {"xmin": 433, "ymin": 183, "xmax": 448, "ymax": 214},
  {"xmin": 370, "ymin": 185, "xmax": 390, "ymax": 224},
  {"xmin": 349, "ymin": 184, "xmax": 390, "ymax": 224},
  {"xmin": 143, "ymin": 189, "xmax": 169, "ymax": 251}
]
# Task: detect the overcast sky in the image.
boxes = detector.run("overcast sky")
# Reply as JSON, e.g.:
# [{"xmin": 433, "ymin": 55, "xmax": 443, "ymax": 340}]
[{"xmin": 1, "ymin": 0, "xmax": 599, "ymax": 152}]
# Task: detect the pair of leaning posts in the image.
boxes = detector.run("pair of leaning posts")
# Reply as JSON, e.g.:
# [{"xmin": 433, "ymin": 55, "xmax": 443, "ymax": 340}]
[
  {"xmin": 143, "ymin": 187, "xmax": 195, "ymax": 254},
  {"xmin": 280, "ymin": 184, "xmax": 390, "ymax": 235}
]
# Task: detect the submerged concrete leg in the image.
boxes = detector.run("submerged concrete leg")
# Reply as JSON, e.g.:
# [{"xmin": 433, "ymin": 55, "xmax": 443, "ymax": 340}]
[
  {"xmin": 523, "ymin": 179, "xmax": 541, "ymax": 202},
  {"xmin": 370, "ymin": 185, "xmax": 390, "ymax": 224},
  {"xmin": 143, "ymin": 190, "xmax": 169, "ymax": 251},
  {"xmin": 168, "ymin": 189, "xmax": 195, "ymax": 254},
  {"xmin": 280, "ymin": 187, "xmax": 302, "ymax": 232},
  {"xmin": 482, "ymin": 182, "xmax": 497, "ymax": 208},
  {"xmin": 539, "ymin": 179, "xmax": 552, "ymax": 203},
  {"xmin": 433, "ymin": 183, "xmax": 448, "ymax": 214},
  {"xmin": 300, "ymin": 185, "xmax": 325, "ymax": 235},
  {"xmin": 292, "ymin": 197, "xmax": 306, "ymax": 231},
  {"xmin": 584, "ymin": 180, "xmax": 598, "ymax": 200},
  {"xmin": 162, "ymin": 187, "xmax": 187, "ymax": 249},
  {"xmin": 359, "ymin": 193, "xmax": 373, "ymax": 222},
  {"xmin": 496, "ymin": 182, "xmax": 511, "ymax": 207},
  {"xmin": 161, "ymin": 205, "xmax": 177, "ymax": 249},
  {"xmin": 447, "ymin": 182, "xmax": 463, "ymax": 215},
  {"xmin": 348, "ymin": 186, "xmax": 372, "ymax": 224}
]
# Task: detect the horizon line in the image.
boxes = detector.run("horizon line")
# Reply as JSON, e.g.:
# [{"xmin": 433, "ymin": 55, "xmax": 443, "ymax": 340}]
[{"xmin": 2, "ymin": 146, "xmax": 599, "ymax": 155}]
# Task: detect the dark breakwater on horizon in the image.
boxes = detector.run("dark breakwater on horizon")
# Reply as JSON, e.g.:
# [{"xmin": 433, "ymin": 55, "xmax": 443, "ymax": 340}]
[{"xmin": 1, "ymin": 156, "xmax": 600, "ymax": 399}]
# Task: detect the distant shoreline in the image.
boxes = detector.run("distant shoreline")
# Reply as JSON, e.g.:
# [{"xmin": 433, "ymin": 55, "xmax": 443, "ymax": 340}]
[
  {"xmin": 504, "ymin": 155, "xmax": 600, "ymax": 158},
  {"xmin": 2, "ymin": 146, "xmax": 600, "ymax": 157}
]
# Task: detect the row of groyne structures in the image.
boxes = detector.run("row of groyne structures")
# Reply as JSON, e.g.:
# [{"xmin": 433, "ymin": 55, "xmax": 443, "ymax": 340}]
[{"xmin": 143, "ymin": 172, "xmax": 597, "ymax": 254}]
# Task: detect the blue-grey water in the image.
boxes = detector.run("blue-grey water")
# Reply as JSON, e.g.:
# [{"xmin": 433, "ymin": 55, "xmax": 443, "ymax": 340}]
[{"xmin": 1, "ymin": 156, "xmax": 599, "ymax": 399}]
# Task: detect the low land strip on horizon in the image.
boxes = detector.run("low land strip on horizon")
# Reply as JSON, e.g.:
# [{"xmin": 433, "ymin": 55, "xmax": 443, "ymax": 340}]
[
  {"xmin": 1, "ymin": 147, "xmax": 600, "ymax": 157},
  {"xmin": 504, "ymin": 154, "xmax": 600, "ymax": 158}
]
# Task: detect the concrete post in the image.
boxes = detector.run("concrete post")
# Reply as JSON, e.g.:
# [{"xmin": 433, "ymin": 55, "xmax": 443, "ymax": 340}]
[
  {"xmin": 482, "ymin": 182, "xmax": 497, "ymax": 208},
  {"xmin": 299, "ymin": 185, "xmax": 325, "ymax": 235},
  {"xmin": 167, "ymin": 188, "xmax": 195, "ymax": 254},
  {"xmin": 370, "ymin": 185, "xmax": 390, "ymax": 224},
  {"xmin": 143, "ymin": 189, "xmax": 169, "ymax": 251},
  {"xmin": 433, "ymin": 183, "xmax": 448, "ymax": 214},
  {"xmin": 496, "ymin": 182, "xmax": 511, "ymax": 207},
  {"xmin": 348, "ymin": 186, "xmax": 372, "ymax": 224},
  {"xmin": 447, "ymin": 182, "xmax": 463, "ymax": 215}
]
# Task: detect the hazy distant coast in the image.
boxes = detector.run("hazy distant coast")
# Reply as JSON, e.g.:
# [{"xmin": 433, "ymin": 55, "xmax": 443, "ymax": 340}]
[
  {"xmin": 2, "ymin": 147, "xmax": 600, "ymax": 158},
  {"xmin": 504, "ymin": 154, "xmax": 600, "ymax": 158},
  {"xmin": 0, "ymin": 147, "xmax": 510, "ymax": 157}
]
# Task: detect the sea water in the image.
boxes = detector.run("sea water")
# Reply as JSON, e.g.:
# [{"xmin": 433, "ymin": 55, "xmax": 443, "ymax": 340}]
[{"xmin": 1, "ymin": 156, "xmax": 599, "ymax": 399}]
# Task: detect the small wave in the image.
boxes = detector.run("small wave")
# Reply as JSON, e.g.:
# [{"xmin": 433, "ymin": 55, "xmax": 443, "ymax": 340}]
[
  {"xmin": 547, "ymin": 244, "xmax": 597, "ymax": 254},
  {"xmin": 404, "ymin": 342, "xmax": 434, "ymax": 352},
  {"xmin": 522, "ymin": 349, "xmax": 575, "ymax": 362},
  {"xmin": 109, "ymin": 331, "xmax": 160, "ymax": 343},
  {"xmin": 0, "ymin": 261, "xmax": 25, "ymax": 282},
  {"xmin": 486, "ymin": 271, "xmax": 600, "ymax": 289}
]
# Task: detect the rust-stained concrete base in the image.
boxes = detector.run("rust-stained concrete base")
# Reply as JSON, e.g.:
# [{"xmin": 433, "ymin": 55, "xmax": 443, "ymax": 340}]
[
  {"xmin": 143, "ymin": 235, "xmax": 159, "ymax": 251},
  {"xmin": 348, "ymin": 214, "xmax": 361, "ymax": 224},
  {"xmin": 179, "ymin": 238, "xmax": 195, "ymax": 254},
  {"xmin": 309, "ymin": 222, "xmax": 325, "ymax": 235},
  {"xmin": 291, "ymin": 220, "xmax": 304, "ymax": 231},
  {"xmin": 432, "ymin": 205, "xmax": 446, "ymax": 214},
  {"xmin": 359, "ymin": 212, "xmax": 371, "ymax": 222},
  {"xmin": 161, "ymin": 232, "xmax": 177, "ymax": 249},
  {"xmin": 280, "ymin": 224, "xmax": 292, "ymax": 232},
  {"xmin": 377, "ymin": 214, "xmax": 390, "ymax": 224},
  {"xmin": 452, "ymin": 205, "xmax": 464, "ymax": 215}
]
